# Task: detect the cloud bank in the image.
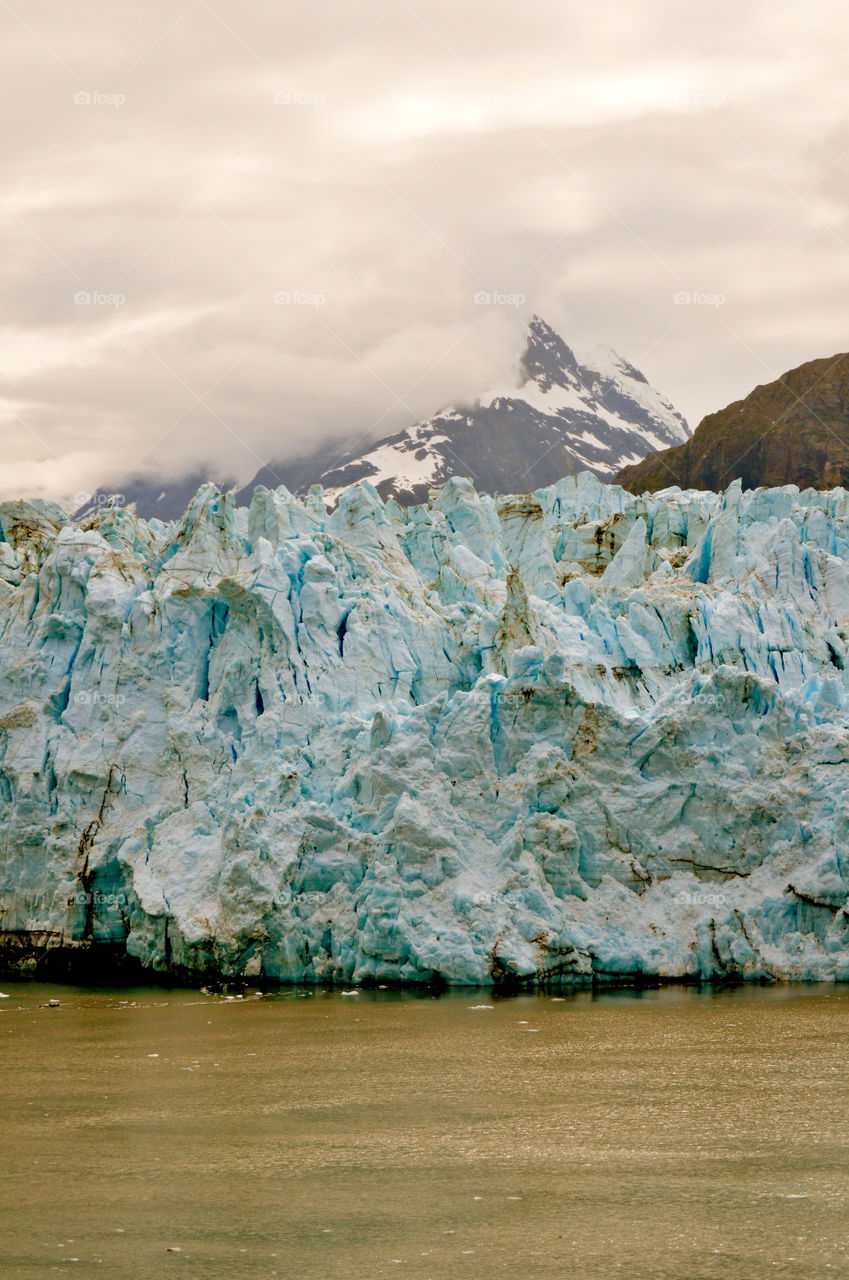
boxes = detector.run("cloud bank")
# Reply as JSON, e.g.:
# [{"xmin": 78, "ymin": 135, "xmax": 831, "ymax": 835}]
[{"xmin": 2, "ymin": 0, "xmax": 848, "ymax": 500}]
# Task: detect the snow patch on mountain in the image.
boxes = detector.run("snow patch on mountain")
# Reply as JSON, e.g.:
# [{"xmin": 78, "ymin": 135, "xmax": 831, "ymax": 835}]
[{"xmin": 323, "ymin": 432, "xmax": 452, "ymax": 506}]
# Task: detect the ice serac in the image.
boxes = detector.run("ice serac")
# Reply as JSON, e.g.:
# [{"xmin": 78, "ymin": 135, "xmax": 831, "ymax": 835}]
[{"xmin": 3, "ymin": 475, "xmax": 849, "ymax": 988}]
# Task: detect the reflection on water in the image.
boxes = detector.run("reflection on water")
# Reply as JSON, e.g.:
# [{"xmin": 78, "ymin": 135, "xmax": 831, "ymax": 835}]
[{"xmin": 1, "ymin": 981, "xmax": 848, "ymax": 1279}]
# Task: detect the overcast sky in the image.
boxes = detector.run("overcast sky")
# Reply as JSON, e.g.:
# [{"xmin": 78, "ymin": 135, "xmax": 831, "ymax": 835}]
[{"xmin": 2, "ymin": 0, "xmax": 848, "ymax": 502}]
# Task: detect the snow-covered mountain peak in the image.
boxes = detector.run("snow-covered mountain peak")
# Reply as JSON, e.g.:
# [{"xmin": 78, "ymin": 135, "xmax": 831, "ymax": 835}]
[{"xmin": 76, "ymin": 317, "xmax": 690, "ymax": 520}]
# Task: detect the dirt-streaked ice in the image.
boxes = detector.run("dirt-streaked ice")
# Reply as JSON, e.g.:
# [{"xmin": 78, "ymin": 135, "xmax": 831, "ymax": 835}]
[{"xmin": 2, "ymin": 472, "xmax": 849, "ymax": 986}]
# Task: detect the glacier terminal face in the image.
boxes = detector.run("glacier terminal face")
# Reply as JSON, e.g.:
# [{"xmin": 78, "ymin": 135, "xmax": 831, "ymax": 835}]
[{"xmin": 2, "ymin": 473, "xmax": 849, "ymax": 987}]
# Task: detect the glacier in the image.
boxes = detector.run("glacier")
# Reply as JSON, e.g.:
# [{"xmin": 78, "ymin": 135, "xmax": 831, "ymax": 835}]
[{"xmin": 2, "ymin": 472, "xmax": 849, "ymax": 988}]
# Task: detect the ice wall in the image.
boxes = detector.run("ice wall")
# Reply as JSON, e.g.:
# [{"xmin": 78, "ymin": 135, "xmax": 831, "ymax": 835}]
[{"xmin": 2, "ymin": 473, "xmax": 849, "ymax": 986}]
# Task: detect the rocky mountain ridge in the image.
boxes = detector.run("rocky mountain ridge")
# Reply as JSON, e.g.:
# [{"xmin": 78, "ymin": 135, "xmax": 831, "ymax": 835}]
[{"xmin": 618, "ymin": 351, "xmax": 849, "ymax": 494}]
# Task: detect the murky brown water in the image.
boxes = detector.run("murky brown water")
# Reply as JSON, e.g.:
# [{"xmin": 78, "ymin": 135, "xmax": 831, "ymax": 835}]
[{"xmin": 1, "ymin": 981, "xmax": 848, "ymax": 1279}]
